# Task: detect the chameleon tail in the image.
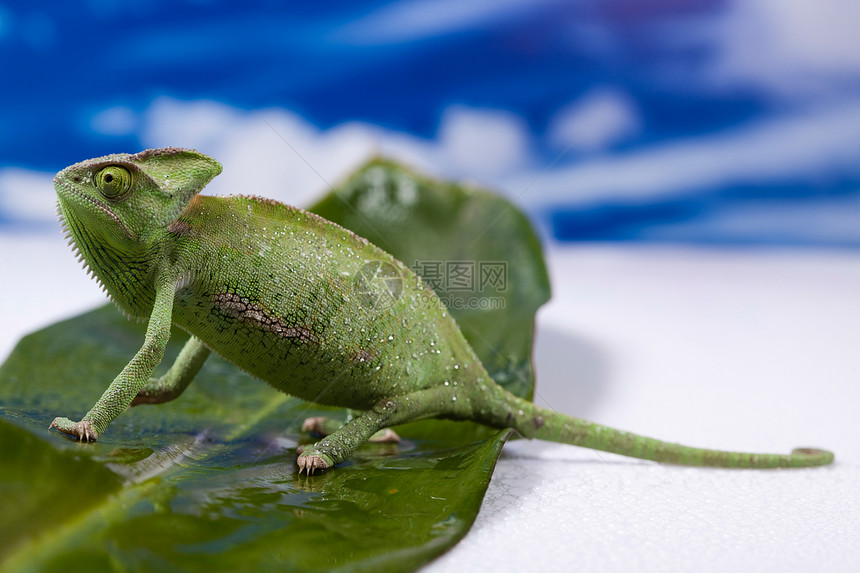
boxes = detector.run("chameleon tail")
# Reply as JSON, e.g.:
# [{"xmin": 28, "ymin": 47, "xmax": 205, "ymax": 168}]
[{"xmin": 475, "ymin": 386, "xmax": 834, "ymax": 468}]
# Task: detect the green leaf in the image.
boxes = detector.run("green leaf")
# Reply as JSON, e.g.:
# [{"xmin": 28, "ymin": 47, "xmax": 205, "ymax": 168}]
[
  {"xmin": 0, "ymin": 158, "xmax": 549, "ymax": 572},
  {"xmin": 0, "ymin": 307, "xmax": 508, "ymax": 572},
  {"xmin": 310, "ymin": 159, "xmax": 551, "ymax": 399}
]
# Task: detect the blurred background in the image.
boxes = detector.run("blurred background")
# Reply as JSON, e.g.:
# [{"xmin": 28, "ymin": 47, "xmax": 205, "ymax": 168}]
[
  {"xmin": 1, "ymin": 0, "xmax": 859, "ymax": 246},
  {"xmin": 2, "ymin": 4, "xmax": 859, "ymax": 570}
]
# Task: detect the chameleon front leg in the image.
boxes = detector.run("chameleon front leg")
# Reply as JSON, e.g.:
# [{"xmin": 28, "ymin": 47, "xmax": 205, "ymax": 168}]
[
  {"xmin": 49, "ymin": 280, "xmax": 177, "ymax": 441},
  {"xmin": 297, "ymin": 385, "xmax": 465, "ymax": 474},
  {"xmin": 131, "ymin": 335, "xmax": 210, "ymax": 406}
]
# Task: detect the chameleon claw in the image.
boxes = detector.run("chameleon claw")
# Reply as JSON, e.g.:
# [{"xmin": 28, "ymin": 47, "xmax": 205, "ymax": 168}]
[
  {"xmin": 368, "ymin": 428, "xmax": 401, "ymax": 443},
  {"xmin": 301, "ymin": 416, "xmax": 327, "ymax": 434},
  {"xmin": 49, "ymin": 417, "xmax": 98, "ymax": 443},
  {"xmin": 297, "ymin": 451, "xmax": 332, "ymax": 474},
  {"xmin": 301, "ymin": 417, "xmax": 400, "ymax": 443}
]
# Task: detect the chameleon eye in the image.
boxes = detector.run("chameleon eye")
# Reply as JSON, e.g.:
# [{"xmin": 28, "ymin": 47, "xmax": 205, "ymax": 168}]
[{"xmin": 94, "ymin": 165, "xmax": 132, "ymax": 199}]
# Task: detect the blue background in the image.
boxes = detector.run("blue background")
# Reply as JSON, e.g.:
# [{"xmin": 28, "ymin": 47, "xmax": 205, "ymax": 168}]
[{"xmin": 1, "ymin": 0, "xmax": 859, "ymax": 246}]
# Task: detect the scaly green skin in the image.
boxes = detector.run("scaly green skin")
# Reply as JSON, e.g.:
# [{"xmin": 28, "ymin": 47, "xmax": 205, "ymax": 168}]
[{"xmin": 49, "ymin": 148, "xmax": 834, "ymax": 473}]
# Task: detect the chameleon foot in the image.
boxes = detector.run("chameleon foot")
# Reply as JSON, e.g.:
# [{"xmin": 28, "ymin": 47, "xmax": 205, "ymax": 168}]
[
  {"xmin": 49, "ymin": 418, "xmax": 98, "ymax": 442},
  {"xmin": 301, "ymin": 416, "xmax": 337, "ymax": 435},
  {"xmin": 297, "ymin": 449, "xmax": 333, "ymax": 475},
  {"xmin": 368, "ymin": 428, "xmax": 401, "ymax": 443},
  {"xmin": 301, "ymin": 416, "xmax": 401, "ymax": 443}
]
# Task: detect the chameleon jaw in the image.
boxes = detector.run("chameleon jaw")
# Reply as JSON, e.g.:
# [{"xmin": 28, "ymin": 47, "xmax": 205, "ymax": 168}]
[{"xmin": 54, "ymin": 177, "xmax": 134, "ymax": 240}]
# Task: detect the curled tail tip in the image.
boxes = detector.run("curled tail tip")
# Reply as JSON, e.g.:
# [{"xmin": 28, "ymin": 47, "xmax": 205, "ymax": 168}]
[{"xmin": 791, "ymin": 447, "xmax": 835, "ymax": 466}]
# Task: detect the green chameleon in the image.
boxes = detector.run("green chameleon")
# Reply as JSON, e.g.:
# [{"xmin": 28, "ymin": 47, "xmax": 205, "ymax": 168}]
[{"xmin": 49, "ymin": 147, "xmax": 834, "ymax": 473}]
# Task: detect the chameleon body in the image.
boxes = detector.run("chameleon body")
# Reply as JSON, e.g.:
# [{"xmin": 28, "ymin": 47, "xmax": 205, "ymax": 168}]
[{"xmin": 49, "ymin": 148, "xmax": 834, "ymax": 473}]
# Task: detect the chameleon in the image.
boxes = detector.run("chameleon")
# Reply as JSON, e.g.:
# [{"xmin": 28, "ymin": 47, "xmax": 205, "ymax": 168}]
[{"xmin": 48, "ymin": 147, "xmax": 834, "ymax": 473}]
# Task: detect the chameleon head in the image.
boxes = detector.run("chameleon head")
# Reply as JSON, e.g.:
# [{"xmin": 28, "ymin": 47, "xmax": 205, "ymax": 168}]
[{"xmin": 54, "ymin": 147, "xmax": 222, "ymax": 248}]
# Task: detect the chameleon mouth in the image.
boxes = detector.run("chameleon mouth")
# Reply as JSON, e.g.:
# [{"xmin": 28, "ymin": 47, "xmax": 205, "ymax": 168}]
[{"xmin": 54, "ymin": 176, "xmax": 133, "ymax": 239}]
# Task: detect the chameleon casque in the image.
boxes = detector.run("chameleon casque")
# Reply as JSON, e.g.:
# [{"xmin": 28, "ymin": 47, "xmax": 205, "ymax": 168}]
[{"xmin": 49, "ymin": 147, "xmax": 834, "ymax": 473}]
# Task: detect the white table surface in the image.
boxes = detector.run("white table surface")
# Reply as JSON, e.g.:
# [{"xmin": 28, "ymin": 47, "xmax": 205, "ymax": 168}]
[{"xmin": 2, "ymin": 231, "xmax": 858, "ymax": 572}]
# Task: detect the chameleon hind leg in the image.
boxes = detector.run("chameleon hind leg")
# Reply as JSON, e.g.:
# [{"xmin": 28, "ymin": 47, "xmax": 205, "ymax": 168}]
[
  {"xmin": 131, "ymin": 336, "xmax": 211, "ymax": 406},
  {"xmin": 301, "ymin": 412, "xmax": 400, "ymax": 443},
  {"xmin": 296, "ymin": 385, "xmax": 463, "ymax": 474}
]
